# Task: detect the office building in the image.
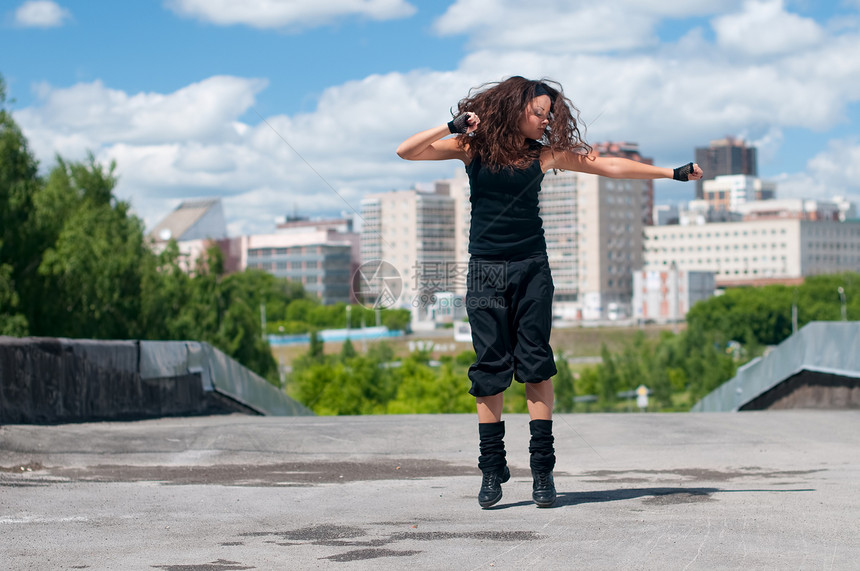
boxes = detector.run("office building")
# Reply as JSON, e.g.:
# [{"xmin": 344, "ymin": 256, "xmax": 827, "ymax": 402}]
[
  {"xmin": 643, "ymin": 219, "xmax": 860, "ymax": 287},
  {"xmin": 241, "ymin": 229, "xmax": 354, "ymax": 304},
  {"xmin": 695, "ymin": 137, "xmax": 757, "ymax": 199}
]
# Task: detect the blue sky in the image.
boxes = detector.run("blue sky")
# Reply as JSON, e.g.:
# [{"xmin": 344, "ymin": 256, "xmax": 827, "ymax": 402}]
[{"xmin": 2, "ymin": 0, "xmax": 860, "ymax": 234}]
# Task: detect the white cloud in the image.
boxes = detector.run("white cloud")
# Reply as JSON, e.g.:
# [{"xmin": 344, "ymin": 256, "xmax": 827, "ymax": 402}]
[
  {"xmin": 434, "ymin": 0, "xmax": 658, "ymax": 53},
  {"xmin": 15, "ymin": 71, "xmax": 470, "ymax": 232},
  {"xmin": 16, "ymin": 76, "xmax": 267, "ymax": 159},
  {"xmin": 14, "ymin": 0, "xmax": 71, "ymax": 28},
  {"xmin": 807, "ymin": 140, "xmax": 860, "ymax": 194},
  {"xmin": 713, "ymin": 0, "xmax": 824, "ymax": 57},
  {"xmin": 13, "ymin": 2, "xmax": 860, "ymax": 232},
  {"xmin": 165, "ymin": 0, "xmax": 415, "ymax": 29},
  {"xmin": 772, "ymin": 140, "xmax": 860, "ymax": 205},
  {"xmin": 434, "ymin": 0, "xmax": 743, "ymax": 53}
]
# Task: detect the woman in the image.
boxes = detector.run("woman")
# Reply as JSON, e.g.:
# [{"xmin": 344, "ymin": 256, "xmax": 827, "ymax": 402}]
[{"xmin": 396, "ymin": 76, "xmax": 702, "ymax": 508}]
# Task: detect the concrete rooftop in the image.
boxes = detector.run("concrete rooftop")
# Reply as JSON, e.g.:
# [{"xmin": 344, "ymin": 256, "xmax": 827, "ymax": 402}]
[{"xmin": 1, "ymin": 411, "xmax": 858, "ymax": 569}]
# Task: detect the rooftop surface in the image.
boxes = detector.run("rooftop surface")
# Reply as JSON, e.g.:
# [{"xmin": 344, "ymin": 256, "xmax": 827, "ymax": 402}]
[{"xmin": 1, "ymin": 411, "xmax": 858, "ymax": 569}]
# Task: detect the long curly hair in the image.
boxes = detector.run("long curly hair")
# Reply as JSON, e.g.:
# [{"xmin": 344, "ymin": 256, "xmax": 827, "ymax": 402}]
[{"xmin": 454, "ymin": 76, "xmax": 590, "ymax": 170}]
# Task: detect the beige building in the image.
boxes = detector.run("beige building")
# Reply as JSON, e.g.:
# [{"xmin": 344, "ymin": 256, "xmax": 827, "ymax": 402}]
[
  {"xmin": 433, "ymin": 172, "xmax": 471, "ymax": 287},
  {"xmin": 360, "ymin": 188, "xmax": 457, "ymax": 319},
  {"xmin": 644, "ymin": 219, "xmax": 860, "ymax": 286},
  {"xmin": 542, "ymin": 170, "xmax": 646, "ymax": 320}
]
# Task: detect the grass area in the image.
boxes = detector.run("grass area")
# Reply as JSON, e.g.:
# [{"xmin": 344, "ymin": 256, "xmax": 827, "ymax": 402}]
[
  {"xmin": 270, "ymin": 322, "xmax": 679, "ymax": 366},
  {"xmin": 550, "ymin": 323, "xmax": 678, "ymax": 357}
]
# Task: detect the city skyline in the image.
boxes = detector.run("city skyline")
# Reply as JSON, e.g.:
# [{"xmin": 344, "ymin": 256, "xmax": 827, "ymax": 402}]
[{"xmin": 3, "ymin": 0, "xmax": 860, "ymax": 235}]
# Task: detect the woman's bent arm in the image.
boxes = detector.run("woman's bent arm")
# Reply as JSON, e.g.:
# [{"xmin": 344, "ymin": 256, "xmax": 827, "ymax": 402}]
[
  {"xmin": 396, "ymin": 125, "xmax": 465, "ymax": 161},
  {"xmin": 397, "ymin": 114, "xmax": 478, "ymax": 162}
]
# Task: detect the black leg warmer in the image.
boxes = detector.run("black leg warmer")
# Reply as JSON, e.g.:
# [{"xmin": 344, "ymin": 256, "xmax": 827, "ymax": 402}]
[
  {"xmin": 478, "ymin": 421, "xmax": 507, "ymax": 473},
  {"xmin": 529, "ymin": 419, "xmax": 555, "ymax": 472}
]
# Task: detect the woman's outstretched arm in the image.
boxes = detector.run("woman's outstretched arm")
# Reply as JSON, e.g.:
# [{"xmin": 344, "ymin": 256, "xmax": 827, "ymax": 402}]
[{"xmin": 545, "ymin": 150, "xmax": 703, "ymax": 181}]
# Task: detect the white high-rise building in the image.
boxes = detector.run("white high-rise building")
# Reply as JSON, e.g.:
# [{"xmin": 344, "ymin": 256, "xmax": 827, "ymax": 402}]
[
  {"xmin": 434, "ymin": 171, "xmax": 471, "ymax": 291},
  {"xmin": 359, "ymin": 188, "xmax": 457, "ymax": 320}
]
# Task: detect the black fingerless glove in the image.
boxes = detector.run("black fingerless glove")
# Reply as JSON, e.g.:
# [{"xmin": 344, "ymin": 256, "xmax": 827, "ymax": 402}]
[
  {"xmin": 673, "ymin": 162, "xmax": 694, "ymax": 181},
  {"xmin": 448, "ymin": 113, "xmax": 470, "ymax": 134}
]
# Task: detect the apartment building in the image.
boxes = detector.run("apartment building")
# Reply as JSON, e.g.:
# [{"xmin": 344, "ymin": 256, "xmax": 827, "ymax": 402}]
[
  {"xmin": 643, "ymin": 219, "xmax": 860, "ymax": 286},
  {"xmin": 542, "ymin": 169, "xmax": 646, "ymax": 320},
  {"xmin": 359, "ymin": 188, "xmax": 457, "ymax": 318}
]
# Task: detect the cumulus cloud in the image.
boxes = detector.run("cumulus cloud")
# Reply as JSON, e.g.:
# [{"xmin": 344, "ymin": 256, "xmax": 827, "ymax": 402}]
[
  {"xmin": 806, "ymin": 140, "xmax": 860, "ymax": 195},
  {"xmin": 12, "ymin": 1, "xmax": 860, "ymax": 233},
  {"xmin": 165, "ymin": 0, "xmax": 415, "ymax": 29},
  {"xmin": 771, "ymin": 140, "xmax": 860, "ymax": 205},
  {"xmin": 713, "ymin": 0, "xmax": 824, "ymax": 57},
  {"xmin": 434, "ymin": 0, "xmax": 658, "ymax": 53},
  {"xmin": 14, "ymin": 0, "xmax": 71, "ymax": 28},
  {"xmin": 16, "ymin": 76, "xmax": 267, "ymax": 160},
  {"xmin": 434, "ymin": 0, "xmax": 742, "ymax": 53},
  {"xmin": 14, "ymin": 70, "xmax": 473, "ymax": 232}
]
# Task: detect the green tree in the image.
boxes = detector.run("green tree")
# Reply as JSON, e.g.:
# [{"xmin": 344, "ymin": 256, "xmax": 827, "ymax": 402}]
[
  {"xmin": 0, "ymin": 264, "xmax": 27, "ymax": 335},
  {"xmin": 553, "ymin": 355, "xmax": 576, "ymax": 413},
  {"xmin": 0, "ymin": 74, "xmax": 39, "ymax": 334},
  {"xmin": 597, "ymin": 344, "xmax": 619, "ymax": 409},
  {"xmin": 37, "ymin": 158, "xmax": 150, "ymax": 339}
]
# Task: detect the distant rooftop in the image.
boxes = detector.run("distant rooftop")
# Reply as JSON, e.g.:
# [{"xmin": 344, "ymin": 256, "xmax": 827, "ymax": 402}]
[{"xmin": 149, "ymin": 199, "xmax": 227, "ymax": 243}]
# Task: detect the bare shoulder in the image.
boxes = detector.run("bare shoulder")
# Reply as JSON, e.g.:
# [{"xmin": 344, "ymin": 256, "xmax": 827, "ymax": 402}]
[{"xmin": 540, "ymin": 148, "xmax": 592, "ymax": 173}]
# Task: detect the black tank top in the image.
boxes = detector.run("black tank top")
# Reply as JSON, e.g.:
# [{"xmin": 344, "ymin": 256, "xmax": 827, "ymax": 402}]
[{"xmin": 466, "ymin": 142, "xmax": 547, "ymax": 258}]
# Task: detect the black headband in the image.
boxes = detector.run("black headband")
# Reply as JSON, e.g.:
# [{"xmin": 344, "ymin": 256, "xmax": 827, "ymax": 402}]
[{"xmin": 533, "ymin": 83, "xmax": 556, "ymax": 106}]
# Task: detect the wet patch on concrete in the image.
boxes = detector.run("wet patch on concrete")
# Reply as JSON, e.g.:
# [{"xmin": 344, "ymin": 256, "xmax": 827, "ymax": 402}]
[
  {"xmin": 580, "ymin": 467, "xmax": 824, "ymax": 484},
  {"xmin": 641, "ymin": 491, "xmax": 715, "ymax": 505},
  {"xmin": 151, "ymin": 560, "xmax": 254, "ymax": 570},
  {"xmin": 238, "ymin": 523, "xmax": 543, "ymax": 562},
  {"xmin": 322, "ymin": 548, "xmax": 422, "ymax": 562},
  {"xmin": 20, "ymin": 459, "xmax": 477, "ymax": 486},
  {"xmin": 390, "ymin": 530, "xmax": 541, "ymax": 542}
]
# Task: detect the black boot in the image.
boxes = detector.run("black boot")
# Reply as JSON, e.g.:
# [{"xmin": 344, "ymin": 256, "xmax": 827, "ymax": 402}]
[
  {"xmin": 529, "ymin": 419, "xmax": 556, "ymax": 508},
  {"xmin": 477, "ymin": 421, "xmax": 509, "ymax": 508}
]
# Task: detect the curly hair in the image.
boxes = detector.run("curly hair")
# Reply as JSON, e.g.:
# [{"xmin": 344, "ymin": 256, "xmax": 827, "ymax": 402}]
[{"xmin": 454, "ymin": 76, "xmax": 590, "ymax": 170}]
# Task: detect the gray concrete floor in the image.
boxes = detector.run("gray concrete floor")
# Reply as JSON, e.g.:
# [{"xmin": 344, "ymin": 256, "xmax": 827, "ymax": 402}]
[{"xmin": 1, "ymin": 410, "xmax": 858, "ymax": 570}]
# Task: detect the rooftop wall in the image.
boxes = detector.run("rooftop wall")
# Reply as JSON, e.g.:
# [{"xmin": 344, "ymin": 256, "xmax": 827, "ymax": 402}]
[
  {"xmin": 0, "ymin": 337, "xmax": 312, "ymax": 424},
  {"xmin": 692, "ymin": 322, "xmax": 860, "ymax": 412}
]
